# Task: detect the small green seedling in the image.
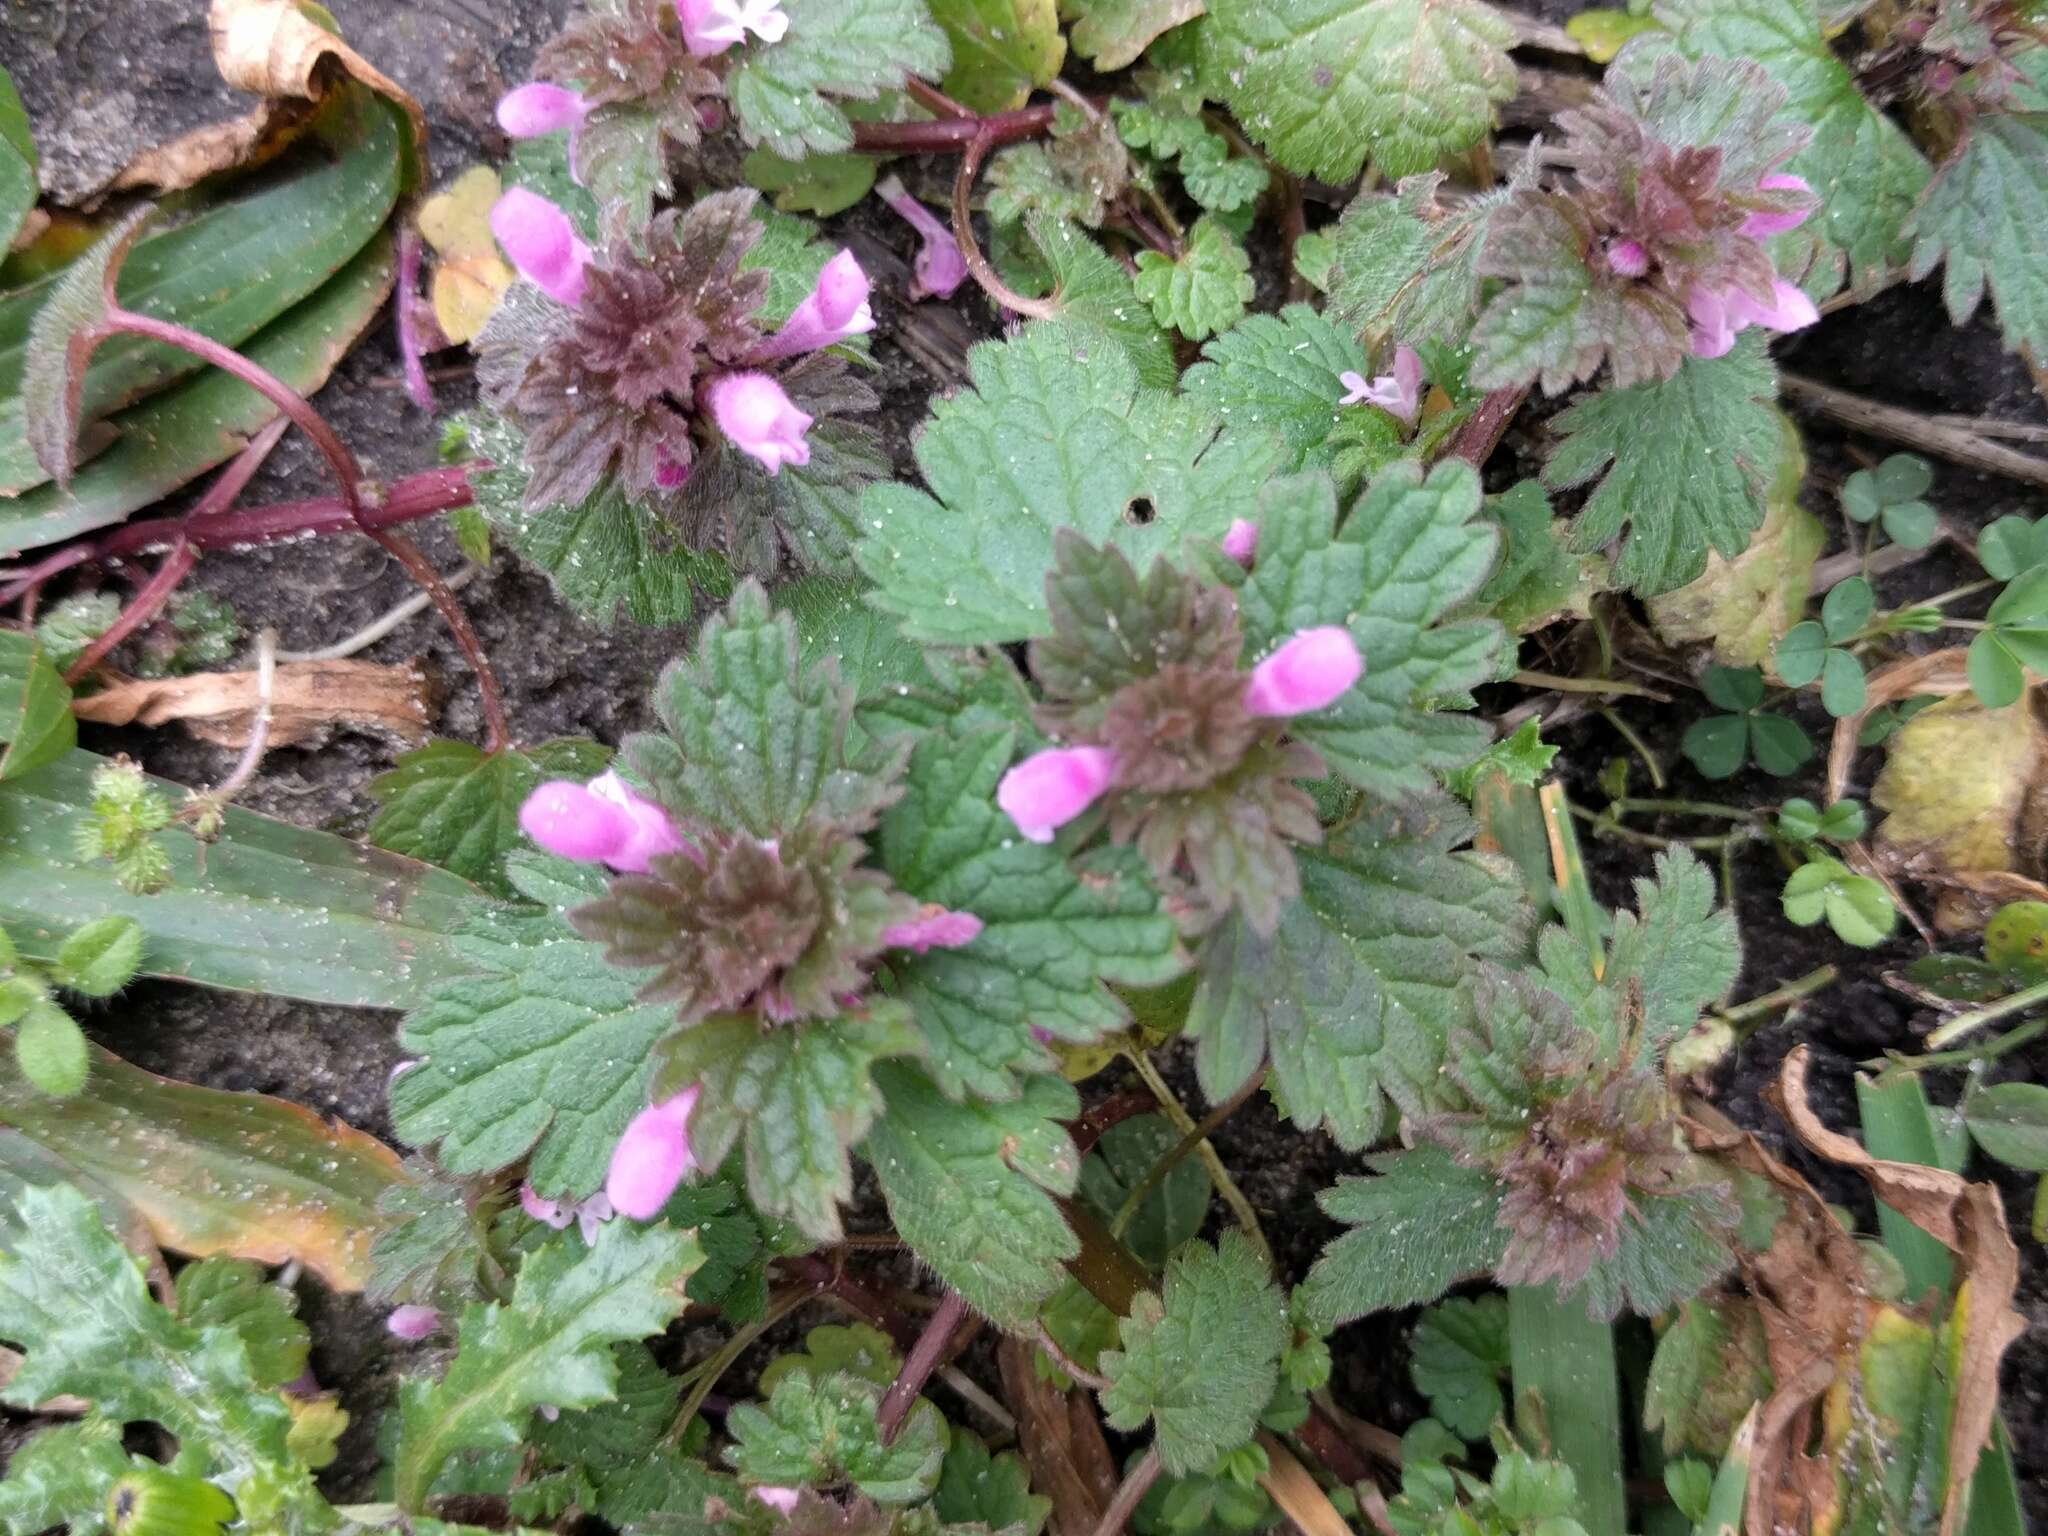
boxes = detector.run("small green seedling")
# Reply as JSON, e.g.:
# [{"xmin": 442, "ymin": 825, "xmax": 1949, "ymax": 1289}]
[
  {"xmin": 1775, "ymin": 578, "xmax": 1871, "ymax": 716},
  {"xmin": 1966, "ymin": 565, "xmax": 2048, "ymax": 708},
  {"xmin": 1977, "ymin": 514, "xmax": 2048, "ymax": 582},
  {"xmin": 1774, "ymin": 797, "xmax": 1866, "ymax": 846},
  {"xmin": 1841, "ymin": 454, "xmax": 1937, "ymax": 550},
  {"xmin": 1681, "ymin": 665, "xmax": 1813, "ymax": 779},
  {"xmin": 1781, "ymin": 857, "xmax": 1896, "ymax": 947},
  {"xmin": 0, "ymin": 915, "xmax": 143, "ymax": 1096}
]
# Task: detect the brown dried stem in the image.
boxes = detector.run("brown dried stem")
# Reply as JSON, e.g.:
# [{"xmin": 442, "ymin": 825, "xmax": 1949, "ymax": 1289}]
[{"xmin": 953, "ymin": 127, "xmax": 1061, "ymax": 321}]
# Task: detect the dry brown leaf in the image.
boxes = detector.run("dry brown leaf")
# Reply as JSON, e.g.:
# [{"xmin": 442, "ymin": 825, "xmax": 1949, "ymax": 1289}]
[
  {"xmin": 997, "ymin": 1336, "xmax": 1112, "ymax": 1536},
  {"xmin": 1680, "ymin": 1100, "xmax": 1870, "ymax": 1536},
  {"xmin": 1771, "ymin": 1046, "xmax": 2027, "ymax": 1536},
  {"xmin": 108, "ymin": 0, "xmax": 425, "ymax": 196},
  {"xmin": 72, "ymin": 658, "xmax": 439, "ymax": 747}
]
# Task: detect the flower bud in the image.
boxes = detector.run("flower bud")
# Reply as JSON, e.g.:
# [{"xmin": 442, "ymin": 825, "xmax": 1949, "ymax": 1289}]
[
  {"xmin": 587, "ymin": 771, "xmax": 692, "ymax": 873},
  {"xmin": 707, "ymin": 371, "xmax": 815, "ymax": 475},
  {"xmin": 878, "ymin": 175, "xmax": 968, "ymax": 301},
  {"xmin": 882, "ymin": 907, "xmax": 985, "ymax": 953},
  {"xmin": 1244, "ymin": 627, "xmax": 1363, "ymax": 718},
  {"xmin": 1222, "ymin": 519, "xmax": 1259, "ymax": 566},
  {"xmin": 1606, "ymin": 238, "xmax": 1649, "ymax": 278},
  {"xmin": 753, "ymin": 1488, "xmax": 802, "ymax": 1514},
  {"xmin": 497, "ymin": 82, "xmax": 589, "ymax": 139},
  {"xmin": 996, "ymin": 745, "xmax": 1117, "ymax": 843},
  {"xmin": 521, "ymin": 779, "xmax": 636, "ymax": 864},
  {"xmin": 749, "ymin": 248, "xmax": 875, "ymax": 361},
  {"xmin": 1740, "ymin": 173, "xmax": 1818, "ymax": 239},
  {"xmin": 489, "ymin": 188, "xmax": 591, "ymax": 308},
  {"xmin": 386, "ymin": 1304, "xmax": 440, "ymax": 1341},
  {"xmin": 606, "ymin": 1086, "xmax": 702, "ymax": 1219}
]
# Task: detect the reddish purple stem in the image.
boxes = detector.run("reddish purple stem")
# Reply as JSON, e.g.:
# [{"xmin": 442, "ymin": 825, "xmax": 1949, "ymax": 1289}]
[
  {"xmin": 851, "ymin": 102, "xmax": 1056, "ymax": 153},
  {"xmin": 877, "ymin": 1289, "xmax": 970, "ymax": 1445},
  {"xmin": 64, "ymin": 539, "xmax": 195, "ymax": 683}
]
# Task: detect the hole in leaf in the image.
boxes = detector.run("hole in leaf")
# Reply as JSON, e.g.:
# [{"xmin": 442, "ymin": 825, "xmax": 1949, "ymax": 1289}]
[{"xmin": 1124, "ymin": 497, "xmax": 1156, "ymax": 526}]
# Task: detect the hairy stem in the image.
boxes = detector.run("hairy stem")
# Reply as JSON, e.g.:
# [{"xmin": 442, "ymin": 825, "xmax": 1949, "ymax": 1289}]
[
  {"xmin": 852, "ymin": 101, "xmax": 1056, "ymax": 153},
  {"xmin": 1109, "ymin": 1071, "xmax": 1261, "ymax": 1243},
  {"xmin": 1035, "ymin": 1322, "xmax": 1111, "ymax": 1391},
  {"xmin": 1089, "ymin": 1444, "xmax": 1162, "ymax": 1536},
  {"xmin": 1445, "ymin": 386, "xmax": 1528, "ymax": 469},
  {"xmin": 878, "ymin": 1289, "xmax": 970, "ymax": 1445},
  {"xmin": 953, "ymin": 127, "xmax": 1061, "ymax": 321},
  {"xmin": 1122, "ymin": 1048, "xmax": 1272, "ymax": 1268},
  {"xmin": 99, "ymin": 464, "xmax": 477, "ymax": 561}
]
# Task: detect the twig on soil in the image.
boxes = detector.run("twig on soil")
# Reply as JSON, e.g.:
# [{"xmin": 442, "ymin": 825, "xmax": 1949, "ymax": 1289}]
[
  {"xmin": 1781, "ymin": 374, "xmax": 2048, "ymax": 490},
  {"xmin": 1512, "ymin": 669, "xmax": 1670, "ymax": 701},
  {"xmin": 277, "ymin": 566, "xmax": 480, "ymax": 663},
  {"xmin": 1713, "ymin": 965, "xmax": 1839, "ymax": 1030},
  {"xmin": 878, "ymin": 1289, "xmax": 971, "ymax": 1445},
  {"xmin": 1923, "ymin": 977, "xmax": 2048, "ymax": 1051},
  {"xmin": 936, "ymin": 1365, "xmax": 1016, "ymax": 1438}
]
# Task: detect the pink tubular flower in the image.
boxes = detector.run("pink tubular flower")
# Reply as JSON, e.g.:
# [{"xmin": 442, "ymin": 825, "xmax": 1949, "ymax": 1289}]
[
  {"xmin": 1337, "ymin": 345, "xmax": 1424, "ymax": 426},
  {"xmin": 606, "ymin": 1087, "xmax": 702, "ymax": 1219},
  {"xmin": 1244, "ymin": 627, "xmax": 1364, "ymax": 718},
  {"xmin": 882, "ymin": 906, "xmax": 985, "ymax": 954},
  {"xmin": 753, "ymin": 1488, "xmax": 802, "ymax": 1515},
  {"xmin": 1222, "ymin": 519, "xmax": 1259, "ymax": 566},
  {"xmin": 490, "ymin": 187, "xmax": 592, "ymax": 308},
  {"xmin": 497, "ymin": 82, "xmax": 590, "ymax": 139},
  {"xmin": 1740, "ymin": 173, "xmax": 1817, "ymax": 239},
  {"xmin": 1686, "ymin": 276, "xmax": 1818, "ymax": 358},
  {"xmin": 386, "ymin": 1305, "xmax": 440, "ymax": 1341},
  {"xmin": 1606, "ymin": 239, "xmax": 1649, "ymax": 279},
  {"xmin": 749, "ymin": 249, "xmax": 875, "ymax": 362},
  {"xmin": 519, "ymin": 772, "xmax": 690, "ymax": 874},
  {"xmin": 877, "ymin": 175, "xmax": 968, "ymax": 301},
  {"xmin": 997, "ymin": 746, "xmax": 1118, "ymax": 844},
  {"xmin": 707, "ymin": 371, "xmax": 814, "ymax": 474},
  {"xmin": 677, "ymin": 0, "xmax": 789, "ymax": 55}
]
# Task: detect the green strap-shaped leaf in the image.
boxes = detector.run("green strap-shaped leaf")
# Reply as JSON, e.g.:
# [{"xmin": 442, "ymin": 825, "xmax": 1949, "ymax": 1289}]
[
  {"xmin": 0, "ymin": 749, "xmax": 494, "ymax": 1008},
  {"xmin": 1, "ymin": 230, "xmax": 398, "ymax": 557},
  {"xmin": 0, "ymin": 1043, "xmax": 410, "ymax": 1292},
  {"xmin": 393, "ymin": 1221, "xmax": 697, "ymax": 1510},
  {"xmin": 855, "ymin": 321, "xmax": 1286, "ymax": 645},
  {"xmin": 0, "ymin": 67, "xmax": 35, "ymax": 253},
  {"xmin": 0, "ymin": 630, "xmax": 74, "ymax": 782},
  {"xmin": 0, "ymin": 87, "xmax": 407, "ymax": 501},
  {"xmin": 865, "ymin": 1062, "xmax": 1082, "ymax": 1329}
]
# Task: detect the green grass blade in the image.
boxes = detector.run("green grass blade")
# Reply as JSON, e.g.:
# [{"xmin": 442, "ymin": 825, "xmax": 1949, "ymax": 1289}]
[
  {"xmin": 1854, "ymin": 1072, "xmax": 1959, "ymax": 1299},
  {"xmin": 0, "ymin": 749, "xmax": 497, "ymax": 1008},
  {"xmin": 1509, "ymin": 1285, "xmax": 1627, "ymax": 1536}
]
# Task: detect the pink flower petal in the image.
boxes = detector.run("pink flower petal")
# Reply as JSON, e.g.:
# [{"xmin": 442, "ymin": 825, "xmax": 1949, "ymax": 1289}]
[
  {"xmin": 749, "ymin": 248, "xmax": 875, "ymax": 361},
  {"xmin": 677, "ymin": 0, "xmax": 788, "ymax": 54},
  {"xmin": 1725, "ymin": 277, "xmax": 1819, "ymax": 334},
  {"xmin": 1244, "ymin": 627, "xmax": 1363, "ymax": 718},
  {"xmin": 587, "ymin": 771, "xmax": 693, "ymax": 873},
  {"xmin": 1336, "ymin": 347, "xmax": 1423, "ymax": 424},
  {"xmin": 520, "ymin": 1182, "xmax": 572, "ymax": 1229},
  {"xmin": 1686, "ymin": 284, "xmax": 1739, "ymax": 358},
  {"xmin": 521, "ymin": 780, "xmax": 635, "ymax": 864},
  {"xmin": 707, "ymin": 371, "xmax": 814, "ymax": 475},
  {"xmin": 753, "ymin": 1488, "xmax": 802, "ymax": 1514},
  {"xmin": 996, "ymin": 746, "xmax": 1117, "ymax": 843},
  {"xmin": 489, "ymin": 188, "xmax": 591, "ymax": 308},
  {"xmin": 882, "ymin": 907, "xmax": 985, "ymax": 953},
  {"xmin": 497, "ymin": 83, "xmax": 589, "ymax": 139},
  {"xmin": 878, "ymin": 175, "xmax": 967, "ymax": 301},
  {"xmin": 606, "ymin": 1087, "xmax": 702, "ymax": 1219}
]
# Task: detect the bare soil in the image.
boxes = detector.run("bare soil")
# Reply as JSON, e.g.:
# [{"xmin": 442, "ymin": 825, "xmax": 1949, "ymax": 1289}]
[{"xmin": 5, "ymin": 0, "xmax": 2046, "ymax": 1521}]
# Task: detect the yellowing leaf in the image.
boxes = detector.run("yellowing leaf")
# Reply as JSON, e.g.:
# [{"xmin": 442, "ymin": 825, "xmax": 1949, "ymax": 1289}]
[
  {"xmin": 431, "ymin": 252, "xmax": 513, "ymax": 344},
  {"xmin": 418, "ymin": 165, "xmax": 503, "ymax": 261},
  {"xmin": 1646, "ymin": 419, "xmax": 1820, "ymax": 668},
  {"xmin": 1872, "ymin": 693, "xmax": 2044, "ymax": 877}
]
